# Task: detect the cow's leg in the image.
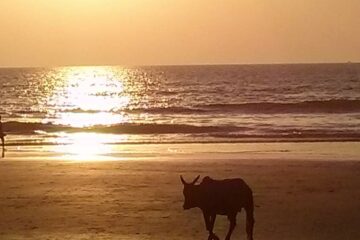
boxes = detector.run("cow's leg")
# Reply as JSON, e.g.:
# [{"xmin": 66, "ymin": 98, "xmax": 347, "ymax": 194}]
[
  {"xmin": 225, "ymin": 213, "xmax": 237, "ymax": 240},
  {"xmin": 203, "ymin": 211, "xmax": 213, "ymax": 240},
  {"xmin": 209, "ymin": 214, "xmax": 216, "ymax": 233},
  {"xmin": 208, "ymin": 214, "xmax": 219, "ymax": 240},
  {"xmin": 245, "ymin": 206, "xmax": 255, "ymax": 240},
  {"xmin": 203, "ymin": 211, "xmax": 210, "ymax": 232},
  {"xmin": 204, "ymin": 212, "xmax": 219, "ymax": 240}
]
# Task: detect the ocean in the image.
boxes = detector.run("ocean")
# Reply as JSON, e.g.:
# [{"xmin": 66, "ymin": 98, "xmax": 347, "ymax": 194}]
[{"xmin": 0, "ymin": 63, "xmax": 359, "ymax": 149}]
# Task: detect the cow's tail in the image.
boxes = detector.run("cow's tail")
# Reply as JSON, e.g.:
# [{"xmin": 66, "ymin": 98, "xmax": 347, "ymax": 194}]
[{"xmin": 245, "ymin": 188, "xmax": 255, "ymax": 240}]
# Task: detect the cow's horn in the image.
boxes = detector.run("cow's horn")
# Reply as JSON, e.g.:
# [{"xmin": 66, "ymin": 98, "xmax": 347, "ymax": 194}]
[
  {"xmin": 191, "ymin": 175, "xmax": 200, "ymax": 185},
  {"xmin": 180, "ymin": 175, "xmax": 187, "ymax": 185}
]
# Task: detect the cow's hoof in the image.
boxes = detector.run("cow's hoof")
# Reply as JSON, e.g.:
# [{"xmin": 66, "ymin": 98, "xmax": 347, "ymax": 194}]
[{"xmin": 208, "ymin": 233, "xmax": 220, "ymax": 240}]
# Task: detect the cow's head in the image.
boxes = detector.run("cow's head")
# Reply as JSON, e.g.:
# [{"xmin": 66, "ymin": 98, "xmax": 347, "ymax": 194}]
[{"xmin": 180, "ymin": 175, "xmax": 200, "ymax": 210}]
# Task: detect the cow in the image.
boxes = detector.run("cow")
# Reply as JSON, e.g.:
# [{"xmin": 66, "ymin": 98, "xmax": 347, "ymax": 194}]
[{"xmin": 180, "ymin": 175, "xmax": 254, "ymax": 240}]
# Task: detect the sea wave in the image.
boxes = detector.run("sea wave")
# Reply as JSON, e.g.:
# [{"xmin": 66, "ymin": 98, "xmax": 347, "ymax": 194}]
[
  {"xmin": 13, "ymin": 110, "xmax": 47, "ymax": 114},
  {"xmin": 61, "ymin": 108, "xmax": 105, "ymax": 114},
  {"xmin": 3, "ymin": 121, "xmax": 360, "ymax": 143},
  {"xmin": 27, "ymin": 99, "xmax": 359, "ymax": 115},
  {"xmin": 196, "ymin": 99, "xmax": 360, "ymax": 114},
  {"xmin": 121, "ymin": 99, "xmax": 360, "ymax": 114},
  {"xmin": 2, "ymin": 121, "xmax": 246, "ymax": 134},
  {"xmin": 124, "ymin": 107, "xmax": 207, "ymax": 114},
  {"xmin": 208, "ymin": 130, "xmax": 360, "ymax": 140}
]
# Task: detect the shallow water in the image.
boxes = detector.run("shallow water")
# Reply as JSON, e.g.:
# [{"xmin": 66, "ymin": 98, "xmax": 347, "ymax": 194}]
[{"xmin": 3, "ymin": 142, "xmax": 360, "ymax": 162}]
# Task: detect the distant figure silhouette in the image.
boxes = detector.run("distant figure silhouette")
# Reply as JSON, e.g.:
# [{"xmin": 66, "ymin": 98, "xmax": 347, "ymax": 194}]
[
  {"xmin": 0, "ymin": 115, "xmax": 6, "ymax": 155},
  {"xmin": 181, "ymin": 175, "xmax": 254, "ymax": 240}
]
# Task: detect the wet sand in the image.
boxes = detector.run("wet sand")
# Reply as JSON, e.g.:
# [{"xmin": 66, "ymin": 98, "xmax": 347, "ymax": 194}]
[{"xmin": 1, "ymin": 151, "xmax": 360, "ymax": 240}]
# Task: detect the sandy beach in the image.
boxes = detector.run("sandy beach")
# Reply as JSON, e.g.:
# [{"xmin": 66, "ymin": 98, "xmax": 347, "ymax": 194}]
[{"xmin": 1, "ymin": 143, "xmax": 359, "ymax": 240}]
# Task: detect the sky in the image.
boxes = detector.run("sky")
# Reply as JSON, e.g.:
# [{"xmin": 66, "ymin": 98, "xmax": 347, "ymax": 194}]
[{"xmin": 0, "ymin": 0, "xmax": 359, "ymax": 67}]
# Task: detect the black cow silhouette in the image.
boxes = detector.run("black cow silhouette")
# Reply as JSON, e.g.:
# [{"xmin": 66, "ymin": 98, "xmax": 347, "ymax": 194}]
[{"xmin": 181, "ymin": 175, "xmax": 254, "ymax": 240}]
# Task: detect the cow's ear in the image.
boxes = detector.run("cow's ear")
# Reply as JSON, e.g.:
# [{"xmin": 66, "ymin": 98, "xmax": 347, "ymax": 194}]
[
  {"xmin": 191, "ymin": 175, "xmax": 200, "ymax": 185},
  {"xmin": 180, "ymin": 175, "xmax": 187, "ymax": 185}
]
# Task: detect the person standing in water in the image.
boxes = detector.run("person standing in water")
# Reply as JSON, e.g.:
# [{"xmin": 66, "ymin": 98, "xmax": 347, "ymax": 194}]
[{"xmin": 0, "ymin": 115, "xmax": 5, "ymax": 151}]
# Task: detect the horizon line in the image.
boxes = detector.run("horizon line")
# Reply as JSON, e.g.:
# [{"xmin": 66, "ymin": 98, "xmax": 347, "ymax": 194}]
[{"xmin": 0, "ymin": 61, "xmax": 359, "ymax": 69}]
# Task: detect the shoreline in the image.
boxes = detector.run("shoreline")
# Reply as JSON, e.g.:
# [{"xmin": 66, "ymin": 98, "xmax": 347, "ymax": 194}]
[{"xmin": 2, "ymin": 141, "xmax": 360, "ymax": 162}]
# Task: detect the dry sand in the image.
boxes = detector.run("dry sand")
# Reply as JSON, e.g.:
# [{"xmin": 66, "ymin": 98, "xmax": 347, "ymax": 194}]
[{"xmin": 0, "ymin": 157, "xmax": 360, "ymax": 240}]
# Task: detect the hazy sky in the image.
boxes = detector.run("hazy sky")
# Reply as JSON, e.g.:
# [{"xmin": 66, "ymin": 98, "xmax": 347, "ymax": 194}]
[{"xmin": 0, "ymin": 0, "xmax": 359, "ymax": 67}]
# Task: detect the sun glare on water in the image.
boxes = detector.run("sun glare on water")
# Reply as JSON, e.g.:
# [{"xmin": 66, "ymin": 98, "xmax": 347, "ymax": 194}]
[
  {"xmin": 49, "ymin": 67, "xmax": 131, "ymax": 127},
  {"xmin": 47, "ymin": 67, "xmax": 132, "ymax": 159},
  {"xmin": 53, "ymin": 133, "xmax": 128, "ymax": 161}
]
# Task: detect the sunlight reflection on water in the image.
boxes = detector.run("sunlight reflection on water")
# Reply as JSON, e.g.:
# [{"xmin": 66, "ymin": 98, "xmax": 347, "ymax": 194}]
[
  {"xmin": 45, "ymin": 67, "xmax": 133, "ymax": 158},
  {"xmin": 53, "ymin": 133, "xmax": 129, "ymax": 161},
  {"xmin": 46, "ymin": 66, "xmax": 131, "ymax": 127}
]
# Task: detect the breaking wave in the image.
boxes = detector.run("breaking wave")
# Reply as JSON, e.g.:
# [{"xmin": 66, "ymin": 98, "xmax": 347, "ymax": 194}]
[
  {"xmin": 3, "ymin": 121, "xmax": 360, "ymax": 143},
  {"xmin": 44, "ymin": 100, "xmax": 360, "ymax": 115},
  {"xmin": 3, "ymin": 121, "xmax": 246, "ymax": 135},
  {"xmin": 118, "ymin": 100, "xmax": 360, "ymax": 114},
  {"xmin": 195, "ymin": 100, "xmax": 360, "ymax": 114}
]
